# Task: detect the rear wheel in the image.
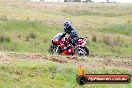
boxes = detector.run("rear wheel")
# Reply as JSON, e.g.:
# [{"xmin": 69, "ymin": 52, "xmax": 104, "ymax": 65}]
[
  {"xmin": 75, "ymin": 46, "xmax": 89, "ymax": 56},
  {"xmin": 48, "ymin": 45, "xmax": 57, "ymax": 54}
]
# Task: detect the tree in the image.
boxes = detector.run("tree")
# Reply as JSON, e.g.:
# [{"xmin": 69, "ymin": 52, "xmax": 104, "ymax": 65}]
[
  {"xmin": 64, "ymin": 0, "xmax": 71, "ymax": 2},
  {"xmin": 64, "ymin": 0, "xmax": 92, "ymax": 2},
  {"xmin": 86, "ymin": 0, "xmax": 92, "ymax": 2},
  {"xmin": 72, "ymin": 0, "xmax": 81, "ymax": 2},
  {"xmin": 82, "ymin": 0, "xmax": 92, "ymax": 2},
  {"xmin": 64, "ymin": 0, "xmax": 68, "ymax": 2},
  {"xmin": 107, "ymin": 0, "xmax": 109, "ymax": 3}
]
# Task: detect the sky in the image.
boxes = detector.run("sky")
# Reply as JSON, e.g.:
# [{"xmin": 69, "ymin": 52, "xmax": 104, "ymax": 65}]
[{"xmin": 92, "ymin": 0, "xmax": 132, "ymax": 3}]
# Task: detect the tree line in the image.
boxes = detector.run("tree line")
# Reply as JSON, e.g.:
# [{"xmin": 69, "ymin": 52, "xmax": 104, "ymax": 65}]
[
  {"xmin": 64, "ymin": 0, "xmax": 110, "ymax": 2},
  {"xmin": 64, "ymin": 0, "xmax": 92, "ymax": 2}
]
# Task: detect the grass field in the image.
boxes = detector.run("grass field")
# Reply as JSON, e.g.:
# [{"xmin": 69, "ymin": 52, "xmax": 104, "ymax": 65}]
[
  {"xmin": 0, "ymin": 0, "xmax": 132, "ymax": 88},
  {"xmin": 0, "ymin": 52, "xmax": 132, "ymax": 88}
]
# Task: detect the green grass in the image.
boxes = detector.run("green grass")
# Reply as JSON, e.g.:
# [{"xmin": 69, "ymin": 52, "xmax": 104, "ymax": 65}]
[
  {"xmin": 0, "ymin": 59, "xmax": 132, "ymax": 88},
  {"xmin": 87, "ymin": 40, "xmax": 132, "ymax": 57},
  {"xmin": 0, "ymin": 1, "xmax": 132, "ymax": 88},
  {"xmin": 100, "ymin": 24, "xmax": 132, "ymax": 36},
  {"xmin": 0, "ymin": 19, "xmax": 132, "ymax": 57},
  {"xmin": 63, "ymin": 9, "xmax": 129, "ymax": 17},
  {"xmin": 0, "ymin": 19, "xmax": 63, "ymax": 54}
]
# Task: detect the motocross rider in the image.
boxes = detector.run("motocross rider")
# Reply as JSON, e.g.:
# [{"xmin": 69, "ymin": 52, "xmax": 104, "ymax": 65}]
[{"xmin": 60, "ymin": 21, "xmax": 79, "ymax": 51}]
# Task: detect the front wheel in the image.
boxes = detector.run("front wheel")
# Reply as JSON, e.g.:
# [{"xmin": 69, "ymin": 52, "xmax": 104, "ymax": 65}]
[
  {"xmin": 49, "ymin": 45, "xmax": 62, "ymax": 54},
  {"xmin": 75, "ymin": 46, "xmax": 89, "ymax": 56},
  {"xmin": 55, "ymin": 46, "xmax": 62, "ymax": 54}
]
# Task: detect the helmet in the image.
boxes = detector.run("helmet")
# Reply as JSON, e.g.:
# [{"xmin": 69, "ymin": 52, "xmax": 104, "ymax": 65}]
[{"xmin": 64, "ymin": 21, "xmax": 72, "ymax": 33}]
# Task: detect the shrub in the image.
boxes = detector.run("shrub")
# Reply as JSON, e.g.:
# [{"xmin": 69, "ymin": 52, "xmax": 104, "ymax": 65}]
[
  {"xmin": 17, "ymin": 34, "xmax": 21, "ymax": 38},
  {"xmin": 92, "ymin": 35, "xmax": 97, "ymax": 42},
  {"xmin": 29, "ymin": 32, "xmax": 36, "ymax": 39},
  {"xmin": 26, "ymin": 17, "xmax": 29, "ymax": 21},
  {"xmin": 0, "ymin": 35, "xmax": 10, "ymax": 42},
  {"xmin": 103, "ymin": 35, "xmax": 125, "ymax": 46},
  {"xmin": 128, "ymin": 20, "xmax": 131, "ymax": 24},
  {"xmin": 113, "ymin": 36, "xmax": 124, "ymax": 46},
  {"xmin": 26, "ymin": 36, "xmax": 29, "ymax": 41},
  {"xmin": 103, "ymin": 36, "xmax": 112, "ymax": 46},
  {"xmin": 0, "ymin": 15, "xmax": 8, "ymax": 21}
]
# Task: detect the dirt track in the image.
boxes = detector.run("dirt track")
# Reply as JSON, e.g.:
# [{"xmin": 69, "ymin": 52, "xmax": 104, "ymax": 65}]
[{"xmin": 0, "ymin": 52, "xmax": 132, "ymax": 70}]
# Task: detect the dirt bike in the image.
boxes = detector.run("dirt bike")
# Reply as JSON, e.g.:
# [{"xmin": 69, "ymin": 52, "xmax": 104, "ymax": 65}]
[{"xmin": 49, "ymin": 33, "xmax": 89, "ymax": 56}]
